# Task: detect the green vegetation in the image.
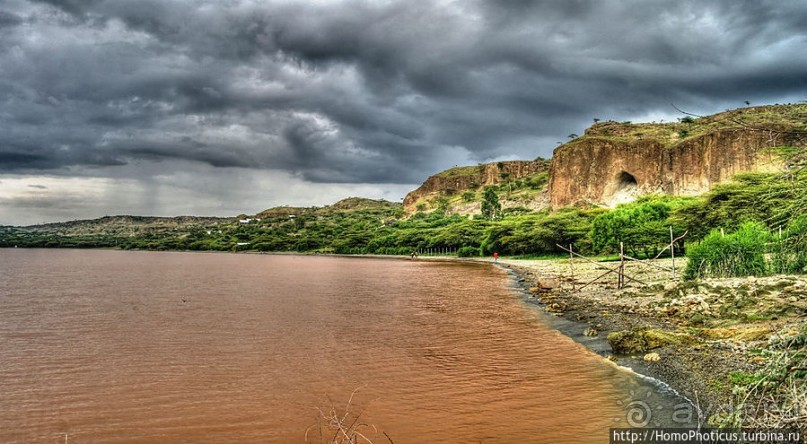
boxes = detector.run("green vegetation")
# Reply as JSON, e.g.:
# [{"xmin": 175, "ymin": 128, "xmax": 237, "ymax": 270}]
[
  {"xmin": 684, "ymin": 222, "xmax": 769, "ymax": 280},
  {"xmin": 770, "ymin": 216, "xmax": 807, "ymax": 274},
  {"xmin": 591, "ymin": 195, "xmax": 693, "ymax": 258},
  {"xmin": 680, "ymin": 145, "xmax": 807, "ymax": 279},
  {"xmin": 0, "ymin": 203, "xmax": 596, "ymax": 257},
  {"xmin": 525, "ymin": 172, "xmax": 548, "ymax": 190},
  {"xmin": 480, "ymin": 187, "xmax": 501, "ymax": 219},
  {"xmin": 456, "ymin": 246, "xmax": 482, "ymax": 257}
]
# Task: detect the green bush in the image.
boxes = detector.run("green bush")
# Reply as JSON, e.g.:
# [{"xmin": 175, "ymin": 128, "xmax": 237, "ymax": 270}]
[
  {"xmin": 684, "ymin": 222, "xmax": 769, "ymax": 280},
  {"xmin": 591, "ymin": 195, "xmax": 691, "ymax": 257},
  {"xmin": 770, "ymin": 215, "xmax": 807, "ymax": 274},
  {"xmin": 673, "ymin": 172, "xmax": 795, "ymax": 239},
  {"xmin": 526, "ymin": 173, "xmax": 548, "ymax": 190},
  {"xmin": 457, "ymin": 246, "xmax": 481, "ymax": 257}
]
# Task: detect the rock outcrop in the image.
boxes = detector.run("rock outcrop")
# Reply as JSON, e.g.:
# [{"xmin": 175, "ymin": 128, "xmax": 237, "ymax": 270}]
[
  {"xmin": 549, "ymin": 105, "xmax": 805, "ymax": 209},
  {"xmin": 401, "ymin": 105, "xmax": 805, "ymax": 214},
  {"xmin": 403, "ymin": 160, "xmax": 549, "ymax": 213}
]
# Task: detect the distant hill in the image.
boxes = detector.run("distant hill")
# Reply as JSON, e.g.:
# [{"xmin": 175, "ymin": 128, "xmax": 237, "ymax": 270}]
[
  {"xmin": 23, "ymin": 215, "xmax": 234, "ymax": 236},
  {"xmin": 257, "ymin": 197, "xmax": 400, "ymax": 219}
]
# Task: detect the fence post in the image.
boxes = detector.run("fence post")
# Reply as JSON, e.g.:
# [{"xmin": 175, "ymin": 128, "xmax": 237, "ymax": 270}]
[
  {"xmin": 670, "ymin": 226, "xmax": 675, "ymax": 280},
  {"xmin": 569, "ymin": 243, "xmax": 575, "ymax": 291},
  {"xmin": 619, "ymin": 242, "xmax": 625, "ymax": 289}
]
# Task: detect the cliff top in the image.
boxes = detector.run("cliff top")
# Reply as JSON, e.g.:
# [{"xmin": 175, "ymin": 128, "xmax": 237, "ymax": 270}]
[{"xmin": 579, "ymin": 103, "xmax": 807, "ymax": 149}]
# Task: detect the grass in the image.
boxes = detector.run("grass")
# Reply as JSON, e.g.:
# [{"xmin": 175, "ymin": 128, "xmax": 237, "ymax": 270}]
[
  {"xmin": 435, "ymin": 165, "xmax": 483, "ymax": 179},
  {"xmin": 306, "ymin": 387, "xmax": 392, "ymax": 444},
  {"xmin": 710, "ymin": 322, "xmax": 807, "ymax": 433}
]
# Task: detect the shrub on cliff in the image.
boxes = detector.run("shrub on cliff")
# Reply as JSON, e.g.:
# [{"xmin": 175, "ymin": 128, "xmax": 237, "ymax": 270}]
[
  {"xmin": 684, "ymin": 222, "xmax": 769, "ymax": 280},
  {"xmin": 673, "ymin": 171, "xmax": 799, "ymax": 239}
]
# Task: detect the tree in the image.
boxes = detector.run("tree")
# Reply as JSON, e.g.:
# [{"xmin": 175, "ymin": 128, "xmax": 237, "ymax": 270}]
[
  {"xmin": 590, "ymin": 196, "xmax": 691, "ymax": 257},
  {"xmin": 500, "ymin": 171, "xmax": 512, "ymax": 195},
  {"xmin": 435, "ymin": 197, "xmax": 450, "ymax": 215},
  {"xmin": 568, "ymin": 133, "xmax": 579, "ymax": 140},
  {"xmin": 481, "ymin": 187, "xmax": 501, "ymax": 219}
]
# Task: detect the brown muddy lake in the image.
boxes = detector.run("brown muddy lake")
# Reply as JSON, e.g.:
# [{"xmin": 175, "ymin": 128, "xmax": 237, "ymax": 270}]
[{"xmin": 0, "ymin": 249, "xmax": 687, "ymax": 443}]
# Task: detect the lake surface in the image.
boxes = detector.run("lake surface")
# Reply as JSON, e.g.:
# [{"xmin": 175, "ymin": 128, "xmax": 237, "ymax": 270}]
[{"xmin": 0, "ymin": 250, "xmax": 685, "ymax": 443}]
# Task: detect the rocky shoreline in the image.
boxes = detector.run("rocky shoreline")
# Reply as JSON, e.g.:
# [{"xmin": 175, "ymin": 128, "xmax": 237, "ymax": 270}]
[
  {"xmin": 500, "ymin": 261, "xmax": 723, "ymax": 412},
  {"xmin": 481, "ymin": 256, "xmax": 806, "ymax": 427}
]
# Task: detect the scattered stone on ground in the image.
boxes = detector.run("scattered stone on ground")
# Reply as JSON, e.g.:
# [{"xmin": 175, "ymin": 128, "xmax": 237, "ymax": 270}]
[{"xmin": 491, "ymin": 255, "xmax": 807, "ymax": 416}]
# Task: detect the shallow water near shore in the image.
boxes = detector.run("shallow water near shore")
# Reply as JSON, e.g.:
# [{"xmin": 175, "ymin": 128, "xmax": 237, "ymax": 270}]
[{"xmin": 0, "ymin": 250, "xmax": 693, "ymax": 443}]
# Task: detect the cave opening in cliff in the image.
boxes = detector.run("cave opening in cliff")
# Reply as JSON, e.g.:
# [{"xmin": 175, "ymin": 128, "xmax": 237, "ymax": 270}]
[
  {"xmin": 604, "ymin": 171, "xmax": 641, "ymax": 207},
  {"xmin": 617, "ymin": 171, "xmax": 638, "ymax": 189}
]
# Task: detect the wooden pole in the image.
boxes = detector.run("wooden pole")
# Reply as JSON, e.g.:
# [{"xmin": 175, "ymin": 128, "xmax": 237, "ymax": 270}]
[
  {"xmin": 569, "ymin": 243, "xmax": 575, "ymax": 291},
  {"xmin": 670, "ymin": 226, "xmax": 675, "ymax": 280},
  {"xmin": 555, "ymin": 244, "xmax": 649, "ymax": 286},
  {"xmin": 619, "ymin": 242, "xmax": 625, "ymax": 289}
]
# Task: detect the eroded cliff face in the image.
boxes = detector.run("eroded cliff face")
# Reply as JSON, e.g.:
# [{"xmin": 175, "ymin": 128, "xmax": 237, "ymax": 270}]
[
  {"xmin": 403, "ymin": 105, "xmax": 805, "ymax": 213},
  {"xmin": 403, "ymin": 160, "xmax": 548, "ymax": 213},
  {"xmin": 549, "ymin": 127, "xmax": 797, "ymax": 209}
]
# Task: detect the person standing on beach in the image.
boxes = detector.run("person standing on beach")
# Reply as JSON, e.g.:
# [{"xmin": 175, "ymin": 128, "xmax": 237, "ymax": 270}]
[{"xmin": 493, "ymin": 252, "xmax": 499, "ymax": 263}]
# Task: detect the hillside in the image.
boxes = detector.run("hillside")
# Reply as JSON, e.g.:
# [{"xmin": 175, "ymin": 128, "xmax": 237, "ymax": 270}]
[
  {"xmin": 257, "ymin": 198, "xmax": 401, "ymax": 219},
  {"xmin": 402, "ymin": 159, "xmax": 550, "ymax": 215},
  {"xmin": 402, "ymin": 104, "xmax": 805, "ymax": 216}
]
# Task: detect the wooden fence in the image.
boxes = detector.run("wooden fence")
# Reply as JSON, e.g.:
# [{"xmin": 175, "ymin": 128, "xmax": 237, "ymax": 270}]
[{"xmin": 556, "ymin": 227, "xmax": 688, "ymax": 292}]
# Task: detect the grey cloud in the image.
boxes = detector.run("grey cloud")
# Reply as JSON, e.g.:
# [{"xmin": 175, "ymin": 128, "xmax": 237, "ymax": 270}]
[
  {"xmin": 0, "ymin": 10, "xmax": 23, "ymax": 27},
  {"xmin": 2, "ymin": 0, "xmax": 806, "ymax": 190}
]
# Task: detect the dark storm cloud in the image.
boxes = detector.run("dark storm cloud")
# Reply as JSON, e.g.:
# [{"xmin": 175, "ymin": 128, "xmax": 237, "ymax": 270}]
[
  {"xmin": 2, "ymin": 0, "xmax": 806, "ymax": 185},
  {"xmin": 0, "ymin": 10, "xmax": 23, "ymax": 27}
]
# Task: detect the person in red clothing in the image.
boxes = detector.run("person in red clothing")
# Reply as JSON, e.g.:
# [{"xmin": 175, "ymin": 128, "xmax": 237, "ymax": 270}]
[{"xmin": 493, "ymin": 252, "xmax": 499, "ymax": 263}]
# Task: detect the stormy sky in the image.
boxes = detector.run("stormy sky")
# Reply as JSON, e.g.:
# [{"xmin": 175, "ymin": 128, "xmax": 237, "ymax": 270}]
[{"xmin": 1, "ymin": 0, "xmax": 806, "ymax": 225}]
